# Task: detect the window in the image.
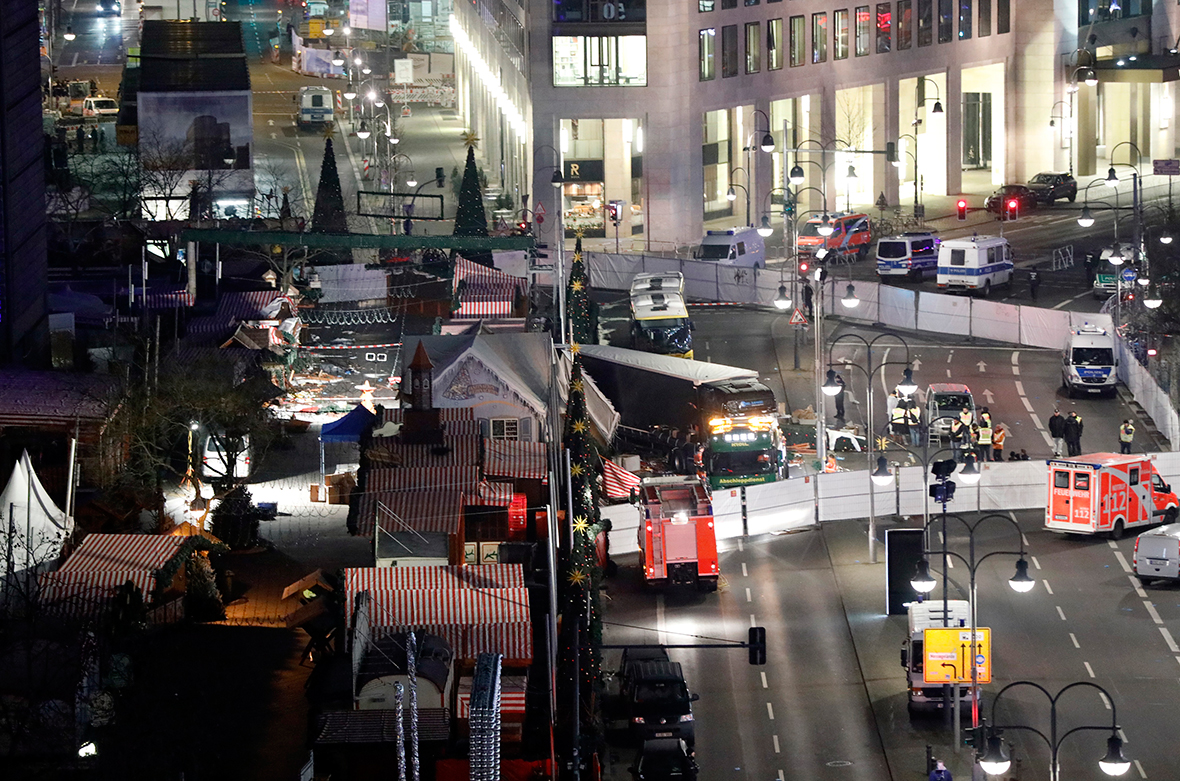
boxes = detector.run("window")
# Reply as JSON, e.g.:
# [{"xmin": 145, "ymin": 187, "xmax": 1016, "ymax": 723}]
[
  {"xmin": 491, "ymin": 418, "xmax": 520, "ymax": 440},
  {"xmin": 790, "ymin": 15, "xmax": 805, "ymax": 66},
  {"xmin": 745, "ymin": 0, "xmax": 759, "ymax": 5},
  {"xmin": 876, "ymin": 3, "xmax": 891, "ymax": 53},
  {"xmin": 978, "ymin": 0, "xmax": 990, "ymax": 36},
  {"xmin": 987, "ymin": 246, "xmax": 997, "ymax": 264},
  {"xmin": 950, "ymin": 249, "xmax": 966, "ymax": 266},
  {"xmin": 897, "ymin": 1, "xmax": 912, "ymax": 48},
  {"xmin": 722, "ymin": 25, "xmax": 739, "ymax": 77},
  {"xmin": 1075, "ymin": 473, "xmax": 1090, "ymax": 490},
  {"xmin": 746, "ymin": 22, "xmax": 761, "ymax": 72},
  {"xmin": 722, "ymin": 0, "xmax": 737, "ymax": 8},
  {"xmin": 938, "ymin": 0, "xmax": 953, "ymax": 42},
  {"xmin": 959, "ymin": 0, "xmax": 972, "ymax": 38},
  {"xmin": 996, "ymin": 0, "xmax": 1009, "ymax": 33},
  {"xmin": 699, "ymin": 0, "xmax": 714, "ymax": 11},
  {"xmin": 812, "ymin": 14, "xmax": 828, "ymax": 63},
  {"xmin": 1130, "ymin": 468, "xmax": 1140, "ymax": 486},
  {"xmin": 1054, "ymin": 471, "xmax": 1070, "ymax": 489},
  {"xmin": 834, "ymin": 9, "xmax": 849, "ymax": 59},
  {"xmin": 768, "ymin": 18, "xmax": 783, "ymax": 69},
  {"xmin": 855, "ymin": 6, "xmax": 871, "ymax": 56},
  {"xmin": 917, "ymin": 0, "xmax": 932, "ymax": 45},
  {"xmin": 552, "ymin": 36, "xmax": 649, "ymax": 86},
  {"xmin": 699, "ymin": 29, "xmax": 716, "ymax": 80}
]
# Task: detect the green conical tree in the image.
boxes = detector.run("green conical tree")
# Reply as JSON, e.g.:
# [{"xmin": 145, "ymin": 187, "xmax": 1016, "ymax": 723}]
[
  {"xmin": 566, "ymin": 233, "xmax": 598, "ymax": 345},
  {"xmin": 311, "ymin": 139, "xmax": 347, "ymax": 233},
  {"xmin": 452, "ymin": 137, "xmax": 492, "ymax": 267}
]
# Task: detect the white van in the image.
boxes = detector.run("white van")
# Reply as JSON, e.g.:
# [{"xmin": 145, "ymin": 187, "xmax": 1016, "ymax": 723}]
[
  {"xmin": 1062, "ymin": 323, "xmax": 1117, "ymax": 397},
  {"xmin": 876, "ymin": 232, "xmax": 940, "ymax": 280},
  {"xmin": 925, "ymin": 383, "xmax": 975, "ymax": 440},
  {"xmin": 630, "ymin": 272, "xmax": 685, "ymax": 297},
  {"xmin": 201, "ymin": 434, "xmax": 253, "ymax": 480},
  {"xmin": 936, "ymin": 235, "xmax": 1013, "ymax": 296},
  {"xmin": 296, "ymin": 86, "xmax": 334, "ymax": 130},
  {"xmin": 695, "ymin": 228, "xmax": 766, "ymax": 269},
  {"xmin": 1134, "ymin": 523, "xmax": 1180, "ymax": 584},
  {"xmin": 900, "ymin": 599, "xmax": 973, "ymax": 713}
]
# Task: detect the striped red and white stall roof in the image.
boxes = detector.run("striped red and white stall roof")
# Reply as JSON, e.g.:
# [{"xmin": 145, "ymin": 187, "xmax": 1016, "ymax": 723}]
[
  {"xmin": 399, "ymin": 622, "xmax": 533, "ymax": 664},
  {"xmin": 452, "ymin": 257, "xmax": 525, "ymax": 319},
  {"xmin": 59, "ymin": 533, "xmax": 186, "ymax": 573},
  {"xmin": 457, "ymin": 675, "xmax": 529, "ymax": 718},
  {"xmin": 381, "ymin": 407, "xmax": 474, "ymax": 425},
  {"xmin": 371, "ymin": 490, "xmax": 465, "ymax": 534},
  {"xmin": 364, "ymin": 465, "xmax": 480, "ymax": 493},
  {"xmin": 602, "ymin": 457, "xmax": 642, "ymax": 500},
  {"xmin": 367, "ymin": 435, "xmax": 479, "ymax": 468},
  {"xmin": 464, "ymin": 480, "xmax": 516, "ymax": 507},
  {"xmin": 483, "ymin": 438, "xmax": 548, "ymax": 480},
  {"xmin": 40, "ymin": 569, "xmax": 156, "ymax": 618},
  {"xmin": 363, "ymin": 586, "xmax": 530, "ymax": 627},
  {"xmin": 345, "ymin": 564, "xmax": 525, "ymax": 616}
]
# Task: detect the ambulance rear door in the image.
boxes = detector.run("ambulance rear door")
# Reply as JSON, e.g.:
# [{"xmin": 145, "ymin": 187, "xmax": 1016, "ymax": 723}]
[
  {"xmin": 1098, "ymin": 466, "xmax": 1128, "ymax": 533},
  {"xmin": 1047, "ymin": 464, "xmax": 1096, "ymax": 532}
]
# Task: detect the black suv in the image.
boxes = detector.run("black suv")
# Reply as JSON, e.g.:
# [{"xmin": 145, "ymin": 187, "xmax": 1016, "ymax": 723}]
[
  {"xmin": 622, "ymin": 653, "xmax": 698, "ymax": 746},
  {"xmin": 1026, "ymin": 171, "xmax": 1078, "ymax": 204},
  {"xmin": 629, "ymin": 738, "xmax": 698, "ymax": 781}
]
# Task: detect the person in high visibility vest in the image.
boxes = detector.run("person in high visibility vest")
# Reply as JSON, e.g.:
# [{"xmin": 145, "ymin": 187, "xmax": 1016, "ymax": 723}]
[
  {"xmin": 903, "ymin": 400, "xmax": 922, "ymax": 447},
  {"xmin": 1119, "ymin": 420, "xmax": 1136, "ymax": 454},
  {"xmin": 890, "ymin": 403, "xmax": 908, "ymax": 444},
  {"xmin": 825, "ymin": 454, "xmax": 838, "ymax": 473},
  {"xmin": 958, "ymin": 406, "xmax": 974, "ymax": 428},
  {"xmin": 976, "ymin": 422, "xmax": 993, "ymax": 461},
  {"xmin": 979, "ymin": 406, "xmax": 992, "ymax": 429},
  {"xmin": 992, "ymin": 424, "xmax": 1006, "ymax": 462},
  {"xmin": 948, "ymin": 418, "xmax": 966, "ymax": 460}
]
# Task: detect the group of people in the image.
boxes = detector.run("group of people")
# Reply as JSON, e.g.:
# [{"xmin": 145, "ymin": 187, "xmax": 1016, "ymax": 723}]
[
  {"xmin": 1047, "ymin": 409, "xmax": 1086, "ymax": 457},
  {"xmin": 946, "ymin": 406, "xmax": 1009, "ymax": 462}
]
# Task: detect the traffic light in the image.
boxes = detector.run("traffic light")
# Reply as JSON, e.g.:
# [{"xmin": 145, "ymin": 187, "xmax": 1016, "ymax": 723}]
[
  {"xmin": 1005, "ymin": 198, "xmax": 1019, "ymax": 221},
  {"xmin": 798, "ymin": 258, "xmax": 810, "ymax": 277},
  {"xmin": 607, "ymin": 200, "xmax": 622, "ymax": 225},
  {"xmin": 435, "ymin": 166, "xmax": 445, "ymax": 188},
  {"xmin": 957, "ymin": 199, "xmax": 968, "ymax": 221},
  {"xmin": 885, "ymin": 141, "xmax": 897, "ymax": 163},
  {"xmin": 748, "ymin": 626, "xmax": 767, "ymax": 665},
  {"xmin": 783, "ymin": 191, "xmax": 795, "ymax": 217},
  {"xmin": 929, "ymin": 480, "xmax": 956, "ymax": 503}
]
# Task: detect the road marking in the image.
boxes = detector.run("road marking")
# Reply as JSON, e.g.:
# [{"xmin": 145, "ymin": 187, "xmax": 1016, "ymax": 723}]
[
  {"xmin": 1134, "ymin": 759, "xmax": 1146, "ymax": 779},
  {"xmin": 947, "ymin": 351, "xmax": 954, "ymax": 363},
  {"xmin": 750, "ymin": 614, "xmax": 757, "ymax": 627},
  {"xmin": 1119, "ymin": 727, "xmax": 1128, "ymax": 743},
  {"xmin": 656, "ymin": 594, "xmax": 668, "ymax": 646},
  {"xmin": 1070, "ymin": 633, "xmax": 1080, "ymax": 648},
  {"xmin": 1084, "ymin": 661, "xmax": 1096, "ymax": 678},
  {"xmin": 1014, "ymin": 380, "xmax": 1026, "ymax": 396},
  {"xmin": 1109, "ymin": 540, "xmax": 1120, "ymax": 549},
  {"xmin": 766, "ymin": 702, "xmax": 775, "ymax": 720},
  {"xmin": 772, "ymin": 734, "xmax": 780, "ymax": 754},
  {"xmin": 1031, "ymin": 556, "xmax": 1042, "ymax": 570},
  {"xmin": 1022, "ymin": 533, "xmax": 1030, "ymax": 547},
  {"xmin": 1131, "ymin": 576, "xmax": 1148, "ymax": 598},
  {"xmin": 1100, "ymin": 691, "xmax": 1112, "ymax": 710},
  {"xmin": 1042, "ymin": 580, "xmax": 1053, "ymax": 594},
  {"xmin": 1056, "ymin": 606, "xmax": 1067, "ymax": 621},
  {"xmin": 946, "ymin": 556, "xmax": 953, "ymax": 569},
  {"xmin": 761, "ymin": 671, "xmax": 768, "ymax": 689},
  {"xmin": 742, "ymin": 562, "xmax": 748, "ymax": 577},
  {"xmin": 777, "ymin": 771, "xmax": 784, "ymax": 781},
  {"xmin": 1144, "ymin": 600, "xmax": 1164, "ymax": 625},
  {"xmin": 738, "ymin": 538, "xmax": 744, "ymax": 552},
  {"xmin": 1020, "ymin": 396, "xmax": 1036, "ymax": 413},
  {"xmin": 1053, "ymin": 290, "xmax": 1092, "ymax": 310},
  {"xmin": 1114, "ymin": 551, "xmax": 1133, "ymax": 573},
  {"xmin": 1161, "ymin": 627, "xmax": 1180, "ymax": 652},
  {"xmin": 946, "ymin": 369, "xmax": 951, "ymax": 378},
  {"xmin": 746, "ymin": 587, "xmax": 752, "ymax": 603}
]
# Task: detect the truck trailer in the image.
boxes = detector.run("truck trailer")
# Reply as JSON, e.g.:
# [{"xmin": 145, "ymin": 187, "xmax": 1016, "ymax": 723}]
[
  {"xmin": 633, "ymin": 476, "xmax": 718, "ymax": 591},
  {"xmin": 579, "ymin": 345, "xmax": 786, "ymax": 489}
]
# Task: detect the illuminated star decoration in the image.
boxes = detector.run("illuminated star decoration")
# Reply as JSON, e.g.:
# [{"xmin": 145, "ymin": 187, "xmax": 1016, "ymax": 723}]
[
  {"xmin": 876, "ymin": 435, "xmax": 891, "ymax": 451},
  {"xmin": 575, "ymin": 228, "xmax": 586, "ymax": 239},
  {"xmin": 571, "ymin": 279, "xmax": 585, "ymax": 292},
  {"xmin": 572, "ymin": 419, "xmax": 588, "ymax": 434},
  {"xmin": 568, "ymin": 569, "xmax": 588, "ymax": 585},
  {"xmin": 571, "ymin": 377, "xmax": 584, "ymax": 393},
  {"xmin": 459, "ymin": 130, "xmax": 480, "ymax": 149},
  {"xmin": 570, "ymin": 463, "xmax": 584, "ymax": 476},
  {"xmin": 569, "ymin": 342, "xmax": 581, "ymax": 354},
  {"xmin": 573, "ymin": 516, "xmax": 591, "ymax": 534},
  {"xmin": 573, "ymin": 251, "xmax": 583, "ymax": 263}
]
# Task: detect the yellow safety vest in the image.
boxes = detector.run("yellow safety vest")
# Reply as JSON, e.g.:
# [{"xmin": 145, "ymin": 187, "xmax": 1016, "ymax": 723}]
[
  {"xmin": 904, "ymin": 406, "xmax": 921, "ymax": 425},
  {"xmin": 977, "ymin": 426, "xmax": 993, "ymax": 446},
  {"xmin": 1120, "ymin": 424, "xmax": 1135, "ymax": 443},
  {"xmin": 890, "ymin": 406, "xmax": 907, "ymax": 424},
  {"xmin": 959, "ymin": 410, "xmax": 973, "ymax": 426}
]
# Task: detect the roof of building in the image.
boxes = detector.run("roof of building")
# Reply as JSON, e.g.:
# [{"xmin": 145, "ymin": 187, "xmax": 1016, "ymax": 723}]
[
  {"xmin": 138, "ymin": 21, "xmax": 250, "ymax": 92},
  {"xmin": 0, "ymin": 369, "xmax": 116, "ymax": 428}
]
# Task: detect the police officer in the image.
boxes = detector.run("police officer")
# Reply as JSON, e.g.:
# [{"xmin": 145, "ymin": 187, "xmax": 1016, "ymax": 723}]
[
  {"xmin": 948, "ymin": 418, "xmax": 966, "ymax": 460},
  {"xmin": 1064, "ymin": 411, "xmax": 1084, "ymax": 457},
  {"xmin": 958, "ymin": 406, "xmax": 974, "ymax": 429},
  {"xmin": 890, "ymin": 402, "xmax": 908, "ymax": 444},
  {"xmin": 978, "ymin": 406, "xmax": 992, "ymax": 429},
  {"xmin": 975, "ymin": 422, "xmax": 993, "ymax": 461},
  {"xmin": 1029, "ymin": 266, "xmax": 1041, "ymax": 300},
  {"xmin": 904, "ymin": 399, "xmax": 922, "ymax": 447},
  {"xmin": 1119, "ymin": 419, "xmax": 1136, "ymax": 454}
]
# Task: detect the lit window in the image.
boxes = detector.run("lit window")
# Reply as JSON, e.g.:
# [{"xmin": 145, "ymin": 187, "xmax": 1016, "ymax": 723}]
[
  {"xmin": 855, "ymin": 6, "xmax": 871, "ymax": 56},
  {"xmin": 746, "ymin": 22, "xmax": 761, "ymax": 73},
  {"xmin": 491, "ymin": 418, "xmax": 520, "ymax": 440},
  {"xmin": 790, "ymin": 16, "xmax": 805, "ymax": 66},
  {"xmin": 700, "ymin": 28, "xmax": 716, "ymax": 80},
  {"xmin": 876, "ymin": 3, "xmax": 891, "ymax": 53},
  {"xmin": 812, "ymin": 13, "xmax": 828, "ymax": 63},
  {"xmin": 834, "ymin": 10, "xmax": 849, "ymax": 59},
  {"xmin": 553, "ymin": 36, "xmax": 648, "ymax": 86},
  {"xmin": 768, "ymin": 18, "xmax": 783, "ymax": 69}
]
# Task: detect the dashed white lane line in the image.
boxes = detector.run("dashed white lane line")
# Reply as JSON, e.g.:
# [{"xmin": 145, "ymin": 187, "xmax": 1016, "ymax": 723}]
[
  {"xmin": 772, "ymin": 734, "xmax": 781, "ymax": 754},
  {"xmin": 746, "ymin": 587, "xmax": 753, "ymax": 603},
  {"xmin": 1131, "ymin": 575, "xmax": 1148, "ymax": 598},
  {"xmin": 1043, "ymin": 580, "xmax": 1054, "ymax": 595},
  {"xmin": 1144, "ymin": 601, "xmax": 1164, "ymax": 625},
  {"xmin": 1022, "ymin": 533, "xmax": 1031, "ymax": 547},
  {"xmin": 1021, "ymin": 396, "xmax": 1036, "ymax": 413},
  {"xmin": 1109, "ymin": 539, "xmax": 1120, "ymax": 549},
  {"xmin": 761, "ymin": 671, "xmax": 768, "ymax": 689},
  {"xmin": 750, "ymin": 614, "xmax": 757, "ymax": 627},
  {"xmin": 1114, "ymin": 551, "xmax": 1133, "ymax": 573},
  {"xmin": 1134, "ymin": 759, "xmax": 1147, "ymax": 779},
  {"xmin": 1084, "ymin": 661, "xmax": 1096, "ymax": 678},
  {"xmin": 777, "ymin": 770, "xmax": 785, "ymax": 781},
  {"xmin": 1014, "ymin": 380, "xmax": 1026, "ymax": 396},
  {"xmin": 1057, "ymin": 606, "xmax": 1068, "ymax": 621},
  {"xmin": 1162, "ymin": 627, "xmax": 1180, "ymax": 653},
  {"xmin": 1119, "ymin": 727, "xmax": 1129, "ymax": 743},
  {"xmin": 1070, "ymin": 633, "xmax": 1080, "ymax": 648},
  {"xmin": 766, "ymin": 702, "xmax": 775, "ymax": 720},
  {"xmin": 1099, "ymin": 691, "xmax": 1112, "ymax": 710},
  {"xmin": 741, "ymin": 562, "xmax": 748, "ymax": 577},
  {"xmin": 1031, "ymin": 555, "xmax": 1042, "ymax": 570},
  {"xmin": 738, "ymin": 538, "xmax": 744, "ymax": 552}
]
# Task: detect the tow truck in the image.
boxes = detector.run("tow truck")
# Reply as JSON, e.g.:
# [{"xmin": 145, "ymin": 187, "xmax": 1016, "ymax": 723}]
[{"xmin": 632, "ymin": 475, "xmax": 718, "ymax": 591}]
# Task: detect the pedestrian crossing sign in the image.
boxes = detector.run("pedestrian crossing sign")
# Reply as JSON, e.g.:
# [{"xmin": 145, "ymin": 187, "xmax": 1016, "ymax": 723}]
[{"xmin": 789, "ymin": 308, "xmax": 808, "ymax": 326}]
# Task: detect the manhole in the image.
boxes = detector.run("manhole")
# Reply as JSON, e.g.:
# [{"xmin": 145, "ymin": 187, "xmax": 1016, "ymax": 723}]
[{"xmin": 826, "ymin": 760, "xmax": 854, "ymax": 768}]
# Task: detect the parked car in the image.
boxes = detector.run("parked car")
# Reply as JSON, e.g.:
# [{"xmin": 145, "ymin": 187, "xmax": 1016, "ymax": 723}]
[
  {"xmin": 1134, "ymin": 523, "xmax": 1180, "ymax": 585},
  {"xmin": 1026, "ymin": 171, "xmax": 1078, "ymax": 204},
  {"xmin": 984, "ymin": 185, "xmax": 1039, "ymax": 215},
  {"xmin": 629, "ymin": 738, "xmax": 698, "ymax": 781}
]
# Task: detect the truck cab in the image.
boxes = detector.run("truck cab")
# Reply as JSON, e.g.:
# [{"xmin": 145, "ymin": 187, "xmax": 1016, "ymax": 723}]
[
  {"xmin": 900, "ymin": 599, "xmax": 972, "ymax": 713},
  {"xmin": 1045, "ymin": 453, "xmax": 1179, "ymax": 538},
  {"xmin": 936, "ymin": 235, "xmax": 1013, "ymax": 296},
  {"xmin": 1062, "ymin": 323, "xmax": 1117, "ymax": 397},
  {"xmin": 634, "ymin": 476, "xmax": 718, "ymax": 591}
]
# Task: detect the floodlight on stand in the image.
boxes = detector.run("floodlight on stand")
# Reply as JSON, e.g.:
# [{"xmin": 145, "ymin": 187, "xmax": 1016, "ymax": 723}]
[
  {"xmin": 774, "ymin": 285, "xmax": 791, "ymax": 310},
  {"xmin": 760, "ymin": 132, "xmax": 775, "ymax": 153},
  {"xmin": 342, "ymin": 26, "xmax": 351, "ymax": 35},
  {"xmin": 822, "ymin": 369, "xmax": 842, "ymax": 396},
  {"xmin": 1008, "ymin": 558, "xmax": 1036, "ymax": 592},
  {"xmin": 1099, "ymin": 734, "xmax": 1131, "ymax": 776},
  {"xmin": 959, "ymin": 455, "xmax": 981, "ymax": 484},
  {"xmin": 726, "ymin": 186, "xmax": 737, "ymax": 202},
  {"xmin": 910, "ymin": 558, "xmax": 936, "ymax": 593},
  {"xmin": 366, "ymin": 89, "xmax": 377, "ymax": 102},
  {"xmin": 818, "ymin": 214, "xmax": 834, "ymax": 236},
  {"xmin": 897, "ymin": 368, "xmax": 918, "ymax": 397},
  {"xmin": 1106, "ymin": 167, "xmax": 1119, "ymax": 186},
  {"xmin": 1077, "ymin": 206, "xmax": 1095, "ymax": 227},
  {"xmin": 788, "ymin": 164, "xmax": 805, "ymax": 185},
  {"xmin": 871, "ymin": 456, "xmax": 893, "ymax": 487},
  {"xmin": 841, "ymin": 283, "xmax": 860, "ymax": 308},
  {"xmin": 354, "ymin": 55, "xmax": 363, "ymax": 66},
  {"xmin": 757, "ymin": 215, "xmax": 774, "ymax": 238},
  {"xmin": 356, "ymin": 121, "xmax": 370, "ymax": 139},
  {"xmin": 979, "ymin": 734, "xmax": 1011, "ymax": 776}
]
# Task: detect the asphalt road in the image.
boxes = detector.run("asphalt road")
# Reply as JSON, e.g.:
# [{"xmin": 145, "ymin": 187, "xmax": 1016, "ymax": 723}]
[{"xmin": 603, "ymin": 508, "xmax": 1180, "ymax": 781}]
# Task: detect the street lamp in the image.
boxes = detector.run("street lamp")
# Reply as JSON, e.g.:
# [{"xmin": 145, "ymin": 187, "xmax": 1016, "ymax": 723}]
[
  {"xmin": 1078, "ymin": 205, "xmax": 1095, "ymax": 227},
  {"xmin": 1144, "ymin": 288, "xmax": 1163, "ymax": 308},
  {"xmin": 979, "ymin": 681, "xmax": 1131, "ymax": 780},
  {"xmin": 910, "ymin": 77, "xmax": 945, "ymax": 215},
  {"xmin": 356, "ymin": 121, "xmax": 371, "ymax": 140},
  {"xmin": 757, "ymin": 214, "xmax": 774, "ymax": 238},
  {"xmin": 840, "ymin": 282, "xmax": 859, "ymax": 308},
  {"xmin": 728, "ymin": 167, "xmax": 751, "ymax": 226},
  {"xmin": 64, "ymin": 27, "xmax": 75, "ymax": 41}
]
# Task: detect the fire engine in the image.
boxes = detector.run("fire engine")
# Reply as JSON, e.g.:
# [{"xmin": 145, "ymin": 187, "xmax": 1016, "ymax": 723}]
[
  {"xmin": 633, "ymin": 476, "xmax": 719, "ymax": 591},
  {"xmin": 1045, "ymin": 453, "xmax": 1179, "ymax": 538}
]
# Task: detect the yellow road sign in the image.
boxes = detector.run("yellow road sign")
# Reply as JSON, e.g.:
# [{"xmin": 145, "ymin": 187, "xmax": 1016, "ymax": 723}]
[{"xmin": 923, "ymin": 627, "xmax": 992, "ymax": 684}]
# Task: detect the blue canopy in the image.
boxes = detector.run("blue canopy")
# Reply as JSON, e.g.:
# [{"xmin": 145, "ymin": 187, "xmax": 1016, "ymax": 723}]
[{"xmin": 319, "ymin": 404, "xmax": 376, "ymax": 443}]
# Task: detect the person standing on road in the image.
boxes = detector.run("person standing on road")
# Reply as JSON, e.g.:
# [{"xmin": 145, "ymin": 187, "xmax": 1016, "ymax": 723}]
[
  {"xmin": 1120, "ymin": 419, "xmax": 1136, "ymax": 454},
  {"xmin": 833, "ymin": 373, "xmax": 846, "ymax": 420},
  {"xmin": 949, "ymin": 418, "xmax": 966, "ymax": 460},
  {"xmin": 992, "ymin": 424, "xmax": 1006, "ymax": 462},
  {"xmin": 802, "ymin": 280, "xmax": 814, "ymax": 319},
  {"xmin": 929, "ymin": 760, "xmax": 953, "ymax": 781},
  {"xmin": 958, "ymin": 406, "xmax": 974, "ymax": 428},
  {"xmin": 979, "ymin": 406, "xmax": 992, "ymax": 429},
  {"xmin": 890, "ymin": 402, "xmax": 908, "ymax": 444},
  {"xmin": 1029, "ymin": 267, "xmax": 1041, "ymax": 300},
  {"xmin": 1064, "ymin": 411, "xmax": 1084, "ymax": 457},
  {"xmin": 976, "ymin": 420, "xmax": 993, "ymax": 461},
  {"xmin": 1048, "ymin": 409, "xmax": 1066, "ymax": 457},
  {"xmin": 904, "ymin": 399, "xmax": 922, "ymax": 447}
]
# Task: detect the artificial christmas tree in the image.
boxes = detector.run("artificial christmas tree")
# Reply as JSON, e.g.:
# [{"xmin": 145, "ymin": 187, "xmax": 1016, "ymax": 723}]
[
  {"xmin": 452, "ymin": 134, "xmax": 493, "ymax": 268},
  {"xmin": 311, "ymin": 139, "xmax": 347, "ymax": 233},
  {"xmin": 566, "ymin": 232, "xmax": 599, "ymax": 345}
]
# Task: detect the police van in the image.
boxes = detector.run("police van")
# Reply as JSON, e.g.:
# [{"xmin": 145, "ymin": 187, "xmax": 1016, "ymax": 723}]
[
  {"xmin": 936, "ymin": 235, "xmax": 1013, "ymax": 296},
  {"xmin": 695, "ymin": 227, "xmax": 766, "ymax": 268},
  {"xmin": 876, "ymin": 231, "xmax": 940, "ymax": 280},
  {"xmin": 295, "ymin": 86, "xmax": 334, "ymax": 130},
  {"xmin": 1062, "ymin": 323, "xmax": 1118, "ymax": 397}
]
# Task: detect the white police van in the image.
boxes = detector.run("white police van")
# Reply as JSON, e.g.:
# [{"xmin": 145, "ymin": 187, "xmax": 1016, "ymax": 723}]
[
  {"xmin": 936, "ymin": 235, "xmax": 1013, "ymax": 296},
  {"xmin": 295, "ymin": 86, "xmax": 334, "ymax": 130},
  {"xmin": 1062, "ymin": 323, "xmax": 1118, "ymax": 397},
  {"xmin": 694, "ymin": 227, "xmax": 767, "ymax": 269},
  {"xmin": 876, "ymin": 232, "xmax": 940, "ymax": 281}
]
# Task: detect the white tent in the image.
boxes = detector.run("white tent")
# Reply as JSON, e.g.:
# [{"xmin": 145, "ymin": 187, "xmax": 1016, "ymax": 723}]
[{"xmin": 0, "ymin": 450, "xmax": 69, "ymax": 581}]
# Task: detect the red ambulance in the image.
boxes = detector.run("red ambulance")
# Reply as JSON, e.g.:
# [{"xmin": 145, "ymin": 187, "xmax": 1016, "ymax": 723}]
[{"xmin": 1045, "ymin": 453, "xmax": 1179, "ymax": 538}]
